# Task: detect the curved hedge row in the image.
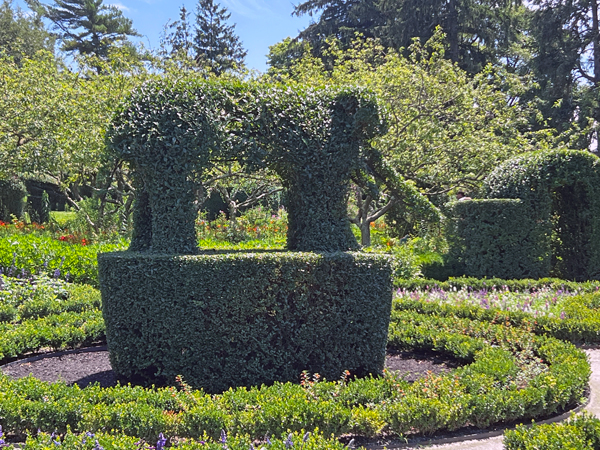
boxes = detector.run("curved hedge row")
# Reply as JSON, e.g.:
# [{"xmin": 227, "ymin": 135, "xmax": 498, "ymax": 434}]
[
  {"xmin": 0, "ymin": 309, "xmax": 589, "ymax": 445},
  {"xmin": 393, "ymin": 292, "xmax": 600, "ymax": 344},
  {"xmin": 396, "ymin": 277, "xmax": 600, "ymax": 293},
  {"xmin": 504, "ymin": 413, "xmax": 600, "ymax": 449}
]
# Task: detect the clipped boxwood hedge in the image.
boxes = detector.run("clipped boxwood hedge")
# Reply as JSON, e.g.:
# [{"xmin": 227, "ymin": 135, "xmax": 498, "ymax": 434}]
[
  {"xmin": 504, "ymin": 413, "xmax": 600, "ymax": 449},
  {"xmin": 395, "ymin": 277, "xmax": 600, "ymax": 292},
  {"xmin": 98, "ymin": 251, "xmax": 393, "ymax": 393},
  {"xmin": 446, "ymin": 199, "xmax": 544, "ymax": 279}
]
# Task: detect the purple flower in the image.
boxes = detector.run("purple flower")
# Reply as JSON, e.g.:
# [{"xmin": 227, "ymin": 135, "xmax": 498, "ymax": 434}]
[
  {"xmin": 82, "ymin": 432, "xmax": 95, "ymax": 444},
  {"xmin": 53, "ymin": 268, "xmax": 60, "ymax": 279},
  {"xmin": 220, "ymin": 430, "xmax": 227, "ymax": 444},
  {"xmin": 302, "ymin": 432, "xmax": 310, "ymax": 442},
  {"xmin": 156, "ymin": 433, "xmax": 166, "ymax": 450},
  {"xmin": 94, "ymin": 440, "xmax": 105, "ymax": 450},
  {"xmin": 264, "ymin": 434, "xmax": 271, "ymax": 445},
  {"xmin": 560, "ymin": 311, "xmax": 566, "ymax": 320},
  {"xmin": 284, "ymin": 434, "xmax": 293, "ymax": 448},
  {"xmin": 0, "ymin": 425, "xmax": 6, "ymax": 447},
  {"xmin": 50, "ymin": 432, "xmax": 61, "ymax": 446}
]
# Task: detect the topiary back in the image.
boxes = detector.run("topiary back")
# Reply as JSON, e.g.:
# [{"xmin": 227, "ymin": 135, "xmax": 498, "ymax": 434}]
[
  {"xmin": 109, "ymin": 79, "xmax": 386, "ymax": 253},
  {"xmin": 484, "ymin": 149, "xmax": 600, "ymax": 280}
]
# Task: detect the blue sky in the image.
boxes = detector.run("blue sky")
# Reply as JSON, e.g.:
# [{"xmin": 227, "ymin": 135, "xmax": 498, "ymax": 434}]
[{"xmin": 15, "ymin": 0, "xmax": 314, "ymax": 73}]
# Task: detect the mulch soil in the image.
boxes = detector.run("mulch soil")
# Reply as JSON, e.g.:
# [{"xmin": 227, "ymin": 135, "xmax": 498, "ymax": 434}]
[{"xmin": 0, "ymin": 346, "xmax": 460, "ymax": 388}]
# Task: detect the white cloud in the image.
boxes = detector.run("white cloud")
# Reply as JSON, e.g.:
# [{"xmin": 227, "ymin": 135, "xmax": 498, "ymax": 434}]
[{"xmin": 220, "ymin": 0, "xmax": 274, "ymax": 19}]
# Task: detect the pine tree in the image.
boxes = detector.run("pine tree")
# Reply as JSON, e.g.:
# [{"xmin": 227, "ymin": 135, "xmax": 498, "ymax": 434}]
[
  {"xmin": 25, "ymin": 0, "xmax": 138, "ymax": 59},
  {"xmin": 289, "ymin": 0, "xmax": 527, "ymax": 74},
  {"xmin": 193, "ymin": 0, "xmax": 246, "ymax": 74},
  {"xmin": 160, "ymin": 0, "xmax": 246, "ymax": 75},
  {"xmin": 160, "ymin": 5, "xmax": 193, "ymax": 62}
]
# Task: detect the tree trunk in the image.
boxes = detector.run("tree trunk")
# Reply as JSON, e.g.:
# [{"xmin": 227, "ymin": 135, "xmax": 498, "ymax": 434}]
[
  {"xmin": 448, "ymin": 0, "xmax": 459, "ymax": 63},
  {"xmin": 593, "ymin": 0, "xmax": 600, "ymax": 84},
  {"xmin": 360, "ymin": 221, "xmax": 372, "ymax": 247}
]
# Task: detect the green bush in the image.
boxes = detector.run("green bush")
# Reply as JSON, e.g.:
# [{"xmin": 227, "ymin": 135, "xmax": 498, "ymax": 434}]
[
  {"xmin": 393, "ymin": 292, "xmax": 600, "ymax": 345},
  {"xmin": 484, "ymin": 149, "xmax": 600, "ymax": 280},
  {"xmin": 395, "ymin": 277, "xmax": 600, "ymax": 292},
  {"xmin": 98, "ymin": 250, "xmax": 393, "ymax": 393},
  {"xmin": 0, "ymin": 177, "xmax": 27, "ymax": 222},
  {"xmin": 504, "ymin": 413, "xmax": 600, "ymax": 449},
  {"xmin": 109, "ymin": 79, "xmax": 385, "ymax": 253},
  {"xmin": 445, "ymin": 199, "xmax": 545, "ymax": 279}
]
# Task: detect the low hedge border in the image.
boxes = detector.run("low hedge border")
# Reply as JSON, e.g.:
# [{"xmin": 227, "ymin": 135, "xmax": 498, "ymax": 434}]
[
  {"xmin": 0, "ymin": 277, "xmax": 104, "ymax": 362},
  {"xmin": 392, "ymin": 293, "xmax": 600, "ymax": 345},
  {"xmin": 503, "ymin": 412, "xmax": 600, "ymax": 449},
  {"xmin": 0, "ymin": 310, "xmax": 589, "ymax": 445},
  {"xmin": 395, "ymin": 277, "xmax": 600, "ymax": 293}
]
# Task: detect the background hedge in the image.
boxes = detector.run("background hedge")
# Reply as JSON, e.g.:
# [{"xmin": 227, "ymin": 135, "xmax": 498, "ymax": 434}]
[
  {"xmin": 98, "ymin": 250, "xmax": 393, "ymax": 393},
  {"xmin": 484, "ymin": 149, "xmax": 600, "ymax": 280},
  {"xmin": 445, "ymin": 199, "xmax": 545, "ymax": 279},
  {"xmin": 0, "ymin": 177, "xmax": 27, "ymax": 222}
]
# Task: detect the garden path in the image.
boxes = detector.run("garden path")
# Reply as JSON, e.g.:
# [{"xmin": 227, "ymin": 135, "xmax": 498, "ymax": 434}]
[{"xmin": 414, "ymin": 348, "xmax": 600, "ymax": 449}]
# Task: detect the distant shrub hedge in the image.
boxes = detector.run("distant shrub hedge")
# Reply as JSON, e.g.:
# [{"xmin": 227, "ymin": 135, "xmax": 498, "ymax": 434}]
[
  {"xmin": 395, "ymin": 277, "xmax": 600, "ymax": 292},
  {"xmin": 446, "ymin": 199, "xmax": 544, "ymax": 279},
  {"xmin": 98, "ymin": 251, "xmax": 393, "ymax": 393},
  {"xmin": 0, "ymin": 177, "xmax": 27, "ymax": 222},
  {"xmin": 484, "ymin": 149, "xmax": 600, "ymax": 280}
]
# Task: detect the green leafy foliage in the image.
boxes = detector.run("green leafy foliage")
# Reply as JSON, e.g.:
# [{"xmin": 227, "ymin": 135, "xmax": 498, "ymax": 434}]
[
  {"xmin": 0, "ymin": 306, "xmax": 589, "ymax": 442},
  {"xmin": 504, "ymin": 413, "xmax": 600, "ymax": 449},
  {"xmin": 98, "ymin": 251, "xmax": 393, "ymax": 393},
  {"xmin": 445, "ymin": 199, "xmax": 545, "ymax": 279},
  {"xmin": 395, "ymin": 277, "xmax": 600, "ymax": 293},
  {"xmin": 485, "ymin": 149, "xmax": 600, "ymax": 280},
  {"xmin": 0, "ymin": 233, "xmax": 127, "ymax": 286},
  {"xmin": 0, "ymin": 275, "xmax": 104, "ymax": 360},
  {"xmin": 109, "ymin": 78, "xmax": 386, "ymax": 252}
]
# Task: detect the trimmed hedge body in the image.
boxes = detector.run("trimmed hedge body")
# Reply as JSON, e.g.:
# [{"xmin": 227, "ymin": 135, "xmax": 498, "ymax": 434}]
[{"xmin": 98, "ymin": 250, "xmax": 393, "ymax": 393}]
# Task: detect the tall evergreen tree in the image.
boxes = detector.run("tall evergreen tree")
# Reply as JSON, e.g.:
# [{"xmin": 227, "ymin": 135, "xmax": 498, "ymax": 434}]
[
  {"xmin": 193, "ymin": 0, "xmax": 246, "ymax": 74},
  {"xmin": 0, "ymin": 0, "xmax": 55, "ymax": 65},
  {"xmin": 161, "ymin": 0, "xmax": 246, "ymax": 75},
  {"xmin": 288, "ymin": 0, "xmax": 527, "ymax": 74},
  {"xmin": 524, "ymin": 0, "xmax": 600, "ymax": 145},
  {"xmin": 25, "ymin": 0, "xmax": 138, "ymax": 59}
]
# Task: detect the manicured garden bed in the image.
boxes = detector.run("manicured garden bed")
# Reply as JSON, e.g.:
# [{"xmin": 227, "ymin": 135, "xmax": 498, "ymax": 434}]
[{"xmin": 0, "ymin": 272, "xmax": 592, "ymax": 449}]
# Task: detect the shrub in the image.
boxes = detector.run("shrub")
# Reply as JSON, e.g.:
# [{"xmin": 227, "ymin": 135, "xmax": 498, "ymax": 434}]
[
  {"xmin": 504, "ymin": 413, "xmax": 600, "ymax": 449},
  {"xmin": 0, "ymin": 234, "xmax": 126, "ymax": 287},
  {"xmin": 484, "ymin": 149, "xmax": 600, "ymax": 280},
  {"xmin": 445, "ymin": 199, "xmax": 544, "ymax": 279},
  {"xmin": 109, "ymin": 79, "xmax": 385, "ymax": 253},
  {"xmin": 98, "ymin": 250, "xmax": 393, "ymax": 393}
]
